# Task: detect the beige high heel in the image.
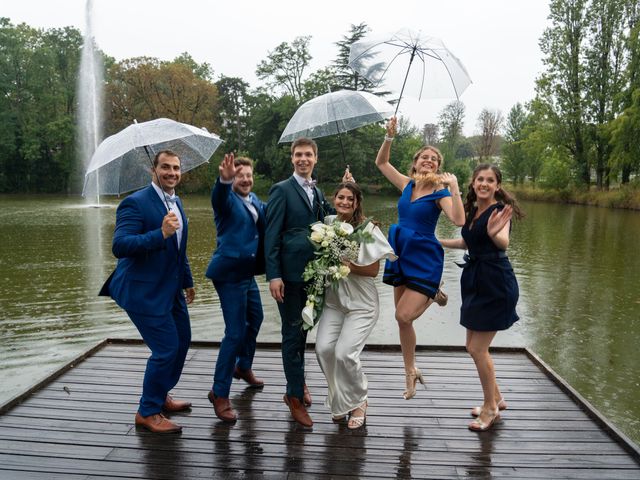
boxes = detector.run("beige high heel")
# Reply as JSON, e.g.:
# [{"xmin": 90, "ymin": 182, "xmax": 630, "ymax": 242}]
[
  {"xmin": 471, "ymin": 397, "xmax": 507, "ymax": 417},
  {"xmin": 468, "ymin": 407, "xmax": 500, "ymax": 431},
  {"xmin": 403, "ymin": 368, "xmax": 426, "ymax": 400}
]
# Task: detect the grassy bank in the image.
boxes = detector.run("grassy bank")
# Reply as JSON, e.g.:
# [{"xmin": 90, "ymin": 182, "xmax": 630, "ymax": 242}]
[{"xmin": 508, "ymin": 184, "xmax": 640, "ymax": 210}]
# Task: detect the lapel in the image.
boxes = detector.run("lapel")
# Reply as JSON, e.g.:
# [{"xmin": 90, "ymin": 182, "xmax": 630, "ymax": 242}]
[
  {"xmin": 176, "ymin": 198, "xmax": 187, "ymax": 253},
  {"xmin": 289, "ymin": 176, "xmax": 313, "ymax": 212},
  {"xmin": 232, "ymin": 191, "xmax": 256, "ymax": 224}
]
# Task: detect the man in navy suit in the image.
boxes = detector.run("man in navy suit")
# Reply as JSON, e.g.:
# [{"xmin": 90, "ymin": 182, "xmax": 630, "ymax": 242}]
[
  {"xmin": 101, "ymin": 149, "xmax": 195, "ymax": 434},
  {"xmin": 265, "ymin": 138, "xmax": 334, "ymax": 428},
  {"xmin": 205, "ymin": 153, "xmax": 266, "ymax": 423}
]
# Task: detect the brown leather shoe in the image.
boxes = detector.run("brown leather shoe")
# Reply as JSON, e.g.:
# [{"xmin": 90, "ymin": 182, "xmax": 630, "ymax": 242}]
[
  {"xmin": 207, "ymin": 391, "xmax": 237, "ymax": 423},
  {"xmin": 233, "ymin": 367, "xmax": 264, "ymax": 388},
  {"xmin": 163, "ymin": 395, "xmax": 192, "ymax": 412},
  {"xmin": 134, "ymin": 412, "xmax": 182, "ymax": 433},
  {"xmin": 303, "ymin": 384, "xmax": 312, "ymax": 407},
  {"xmin": 283, "ymin": 394, "xmax": 313, "ymax": 428}
]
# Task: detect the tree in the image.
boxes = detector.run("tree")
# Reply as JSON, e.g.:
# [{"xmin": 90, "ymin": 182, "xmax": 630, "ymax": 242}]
[
  {"xmin": 216, "ymin": 75, "xmax": 251, "ymax": 152},
  {"xmin": 422, "ymin": 123, "xmax": 439, "ymax": 145},
  {"xmin": 256, "ymin": 36, "xmax": 312, "ymax": 102},
  {"xmin": 501, "ymin": 103, "xmax": 530, "ymax": 184},
  {"xmin": 584, "ymin": 0, "xmax": 628, "ymax": 189},
  {"xmin": 438, "ymin": 101, "xmax": 465, "ymax": 162},
  {"xmin": 332, "ymin": 23, "xmax": 375, "ymax": 91},
  {"xmin": 476, "ymin": 108, "xmax": 503, "ymax": 161},
  {"xmin": 105, "ymin": 55, "xmax": 219, "ymax": 134},
  {"xmin": 536, "ymin": 0, "xmax": 590, "ymax": 185}
]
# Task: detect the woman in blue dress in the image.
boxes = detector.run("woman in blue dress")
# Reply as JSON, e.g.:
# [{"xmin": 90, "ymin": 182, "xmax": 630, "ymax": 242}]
[
  {"xmin": 376, "ymin": 117, "xmax": 465, "ymax": 400},
  {"xmin": 440, "ymin": 164, "xmax": 523, "ymax": 431}
]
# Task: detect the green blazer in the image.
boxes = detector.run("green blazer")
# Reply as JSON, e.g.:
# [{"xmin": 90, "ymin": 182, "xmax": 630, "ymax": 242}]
[{"xmin": 265, "ymin": 176, "xmax": 333, "ymax": 282}]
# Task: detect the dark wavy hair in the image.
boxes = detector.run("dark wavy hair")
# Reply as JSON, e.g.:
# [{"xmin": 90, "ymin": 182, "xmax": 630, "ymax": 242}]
[
  {"xmin": 333, "ymin": 182, "xmax": 366, "ymax": 227},
  {"xmin": 464, "ymin": 164, "xmax": 524, "ymax": 220}
]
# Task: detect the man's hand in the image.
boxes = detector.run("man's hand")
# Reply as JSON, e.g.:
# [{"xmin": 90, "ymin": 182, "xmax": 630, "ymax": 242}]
[
  {"xmin": 269, "ymin": 279, "xmax": 285, "ymax": 303},
  {"xmin": 219, "ymin": 152, "xmax": 241, "ymax": 182},
  {"xmin": 162, "ymin": 212, "xmax": 180, "ymax": 239},
  {"xmin": 184, "ymin": 287, "xmax": 195, "ymax": 304}
]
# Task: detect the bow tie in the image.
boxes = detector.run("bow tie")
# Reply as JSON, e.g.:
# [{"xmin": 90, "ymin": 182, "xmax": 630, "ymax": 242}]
[
  {"xmin": 164, "ymin": 195, "xmax": 179, "ymax": 205},
  {"xmin": 303, "ymin": 179, "xmax": 317, "ymax": 188}
]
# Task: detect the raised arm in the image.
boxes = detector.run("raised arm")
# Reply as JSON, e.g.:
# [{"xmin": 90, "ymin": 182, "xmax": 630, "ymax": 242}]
[
  {"xmin": 375, "ymin": 116, "xmax": 410, "ymax": 191},
  {"xmin": 437, "ymin": 173, "xmax": 466, "ymax": 227}
]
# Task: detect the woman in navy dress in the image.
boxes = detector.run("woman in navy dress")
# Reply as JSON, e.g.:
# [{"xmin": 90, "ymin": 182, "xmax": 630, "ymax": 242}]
[
  {"xmin": 376, "ymin": 117, "xmax": 465, "ymax": 400},
  {"xmin": 440, "ymin": 164, "xmax": 523, "ymax": 431}
]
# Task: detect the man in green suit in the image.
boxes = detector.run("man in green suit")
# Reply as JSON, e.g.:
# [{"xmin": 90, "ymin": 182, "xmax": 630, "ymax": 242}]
[{"xmin": 265, "ymin": 138, "xmax": 333, "ymax": 428}]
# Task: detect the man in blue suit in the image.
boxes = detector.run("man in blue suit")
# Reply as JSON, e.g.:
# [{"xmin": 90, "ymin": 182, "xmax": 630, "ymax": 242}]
[
  {"xmin": 205, "ymin": 153, "xmax": 266, "ymax": 423},
  {"xmin": 101, "ymin": 149, "xmax": 195, "ymax": 434},
  {"xmin": 265, "ymin": 138, "xmax": 334, "ymax": 428}
]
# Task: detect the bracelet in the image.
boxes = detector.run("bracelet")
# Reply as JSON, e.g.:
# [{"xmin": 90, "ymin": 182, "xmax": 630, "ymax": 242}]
[{"xmin": 384, "ymin": 135, "xmax": 394, "ymax": 142}]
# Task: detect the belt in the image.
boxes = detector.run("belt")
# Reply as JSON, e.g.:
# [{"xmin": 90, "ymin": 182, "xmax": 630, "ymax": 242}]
[{"xmin": 456, "ymin": 251, "xmax": 508, "ymax": 268}]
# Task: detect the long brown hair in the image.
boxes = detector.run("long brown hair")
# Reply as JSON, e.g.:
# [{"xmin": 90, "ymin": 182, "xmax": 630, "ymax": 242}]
[
  {"xmin": 408, "ymin": 145, "xmax": 443, "ymax": 175},
  {"xmin": 464, "ymin": 164, "xmax": 524, "ymax": 220},
  {"xmin": 333, "ymin": 182, "xmax": 366, "ymax": 227}
]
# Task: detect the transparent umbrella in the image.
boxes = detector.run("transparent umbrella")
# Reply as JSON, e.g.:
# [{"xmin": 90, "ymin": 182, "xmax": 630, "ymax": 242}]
[
  {"xmin": 348, "ymin": 28, "xmax": 472, "ymax": 114},
  {"xmin": 83, "ymin": 117, "xmax": 223, "ymax": 197},
  {"xmin": 279, "ymin": 89, "xmax": 394, "ymax": 161}
]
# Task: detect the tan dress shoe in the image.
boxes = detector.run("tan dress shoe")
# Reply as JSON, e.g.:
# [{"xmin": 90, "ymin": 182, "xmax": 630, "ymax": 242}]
[
  {"xmin": 303, "ymin": 384, "xmax": 312, "ymax": 407},
  {"xmin": 134, "ymin": 412, "xmax": 182, "ymax": 433},
  {"xmin": 233, "ymin": 367, "xmax": 264, "ymax": 387},
  {"xmin": 283, "ymin": 394, "xmax": 313, "ymax": 428},
  {"xmin": 207, "ymin": 391, "xmax": 237, "ymax": 423},
  {"xmin": 163, "ymin": 395, "xmax": 192, "ymax": 412}
]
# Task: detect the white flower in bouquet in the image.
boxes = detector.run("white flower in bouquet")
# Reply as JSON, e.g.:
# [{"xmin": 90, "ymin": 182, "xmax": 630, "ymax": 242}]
[{"xmin": 301, "ymin": 219, "xmax": 374, "ymax": 331}]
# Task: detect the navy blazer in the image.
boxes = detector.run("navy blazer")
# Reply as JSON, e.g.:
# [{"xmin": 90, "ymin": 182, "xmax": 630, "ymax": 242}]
[
  {"xmin": 264, "ymin": 176, "xmax": 333, "ymax": 282},
  {"xmin": 205, "ymin": 178, "xmax": 266, "ymax": 282},
  {"xmin": 100, "ymin": 185, "xmax": 193, "ymax": 315}
]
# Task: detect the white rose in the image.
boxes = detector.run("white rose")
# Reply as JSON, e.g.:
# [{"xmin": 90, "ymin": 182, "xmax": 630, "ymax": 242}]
[
  {"xmin": 310, "ymin": 231, "xmax": 324, "ymax": 243},
  {"xmin": 321, "ymin": 241, "xmax": 329, "ymax": 247},
  {"xmin": 311, "ymin": 222, "xmax": 325, "ymax": 233},
  {"xmin": 326, "ymin": 229, "xmax": 336, "ymax": 238},
  {"xmin": 339, "ymin": 265, "xmax": 351, "ymax": 277}
]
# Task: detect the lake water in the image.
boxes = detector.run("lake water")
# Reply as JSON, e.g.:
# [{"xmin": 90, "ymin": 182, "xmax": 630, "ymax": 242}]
[{"xmin": 1, "ymin": 193, "xmax": 638, "ymax": 445}]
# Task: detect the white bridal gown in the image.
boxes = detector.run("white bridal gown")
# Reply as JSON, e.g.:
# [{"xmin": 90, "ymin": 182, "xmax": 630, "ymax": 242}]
[{"xmin": 315, "ymin": 216, "xmax": 397, "ymax": 417}]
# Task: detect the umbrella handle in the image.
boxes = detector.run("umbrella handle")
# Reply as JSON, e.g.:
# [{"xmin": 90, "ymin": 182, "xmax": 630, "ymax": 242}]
[{"xmin": 394, "ymin": 46, "xmax": 417, "ymax": 116}]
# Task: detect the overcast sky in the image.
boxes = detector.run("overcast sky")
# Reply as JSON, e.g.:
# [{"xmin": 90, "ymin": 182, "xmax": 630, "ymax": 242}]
[{"xmin": 3, "ymin": 0, "xmax": 550, "ymax": 136}]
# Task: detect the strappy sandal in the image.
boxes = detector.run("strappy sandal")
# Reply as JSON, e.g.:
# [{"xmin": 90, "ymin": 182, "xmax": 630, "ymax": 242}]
[
  {"xmin": 471, "ymin": 397, "xmax": 507, "ymax": 417},
  {"xmin": 348, "ymin": 401, "xmax": 367, "ymax": 430},
  {"xmin": 468, "ymin": 407, "xmax": 500, "ymax": 432}
]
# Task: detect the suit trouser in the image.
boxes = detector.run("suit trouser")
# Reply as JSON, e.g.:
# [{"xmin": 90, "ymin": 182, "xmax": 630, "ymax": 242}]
[
  {"xmin": 277, "ymin": 281, "xmax": 308, "ymax": 400},
  {"xmin": 212, "ymin": 278, "xmax": 264, "ymax": 397},
  {"xmin": 126, "ymin": 297, "xmax": 191, "ymax": 417}
]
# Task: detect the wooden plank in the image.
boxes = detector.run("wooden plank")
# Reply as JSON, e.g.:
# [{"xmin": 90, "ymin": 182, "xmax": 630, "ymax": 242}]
[{"xmin": 0, "ymin": 341, "xmax": 638, "ymax": 479}]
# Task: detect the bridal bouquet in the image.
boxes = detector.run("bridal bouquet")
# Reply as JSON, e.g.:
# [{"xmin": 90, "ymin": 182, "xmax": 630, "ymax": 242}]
[{"xmin": 301, "ymin": 220, "xmax": 373, "ymax": 330}]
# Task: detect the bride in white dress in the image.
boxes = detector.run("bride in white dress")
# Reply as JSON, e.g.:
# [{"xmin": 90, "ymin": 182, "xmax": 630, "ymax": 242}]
[{"xmin": 315, "ymin": 181, "xmax": 396, "ymax": 429}]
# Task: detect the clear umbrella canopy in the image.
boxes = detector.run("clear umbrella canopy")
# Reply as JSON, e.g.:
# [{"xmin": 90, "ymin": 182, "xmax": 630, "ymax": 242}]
[
  {"xmin": 279, "ymin": 89, "xmax": 394, "ymax": 143},
  {"xmin": 83, "ymin": 118, "xmax": 223, "ymax": 196},
  {"xmin": 348, "ymin": 28, "xmax": 472, "ymax": 108}
]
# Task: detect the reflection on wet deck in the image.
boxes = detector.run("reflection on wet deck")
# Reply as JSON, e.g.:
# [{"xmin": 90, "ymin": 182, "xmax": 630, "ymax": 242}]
[{"xmin": 0, "ymin": 340, "xmax": 638, "ymax": 479}]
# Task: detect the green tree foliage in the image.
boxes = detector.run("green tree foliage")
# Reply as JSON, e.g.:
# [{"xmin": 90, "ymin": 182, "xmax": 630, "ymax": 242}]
[
  {"xmin": 502, "ymin": 103, "xmax": 530, "ymax": 184},
  {"xmin": 215, "ymin": 75, "xmax": 251, "ymax": 152},
  {"xmin": 332, "ymin": 23, "xmax": 375, "ymax": 92},
  {"xmin": 0, "ymin": 19, "xmax": 82, "ymax": 193},
  {"xmin": 256, "ymin": 36, "xmax": 312, "ymax": 102}
]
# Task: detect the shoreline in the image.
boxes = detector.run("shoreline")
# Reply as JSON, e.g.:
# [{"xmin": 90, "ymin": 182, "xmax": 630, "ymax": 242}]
[{"xmin": 508, "ymin": 184, "xmax": 640, "ymax": 210}]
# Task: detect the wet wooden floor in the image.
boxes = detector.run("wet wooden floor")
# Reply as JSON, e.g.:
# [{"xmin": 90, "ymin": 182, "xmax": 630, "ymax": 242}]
[{"xmin": 0, "ymin": 339, "xmax": 639, "ymax": 479}]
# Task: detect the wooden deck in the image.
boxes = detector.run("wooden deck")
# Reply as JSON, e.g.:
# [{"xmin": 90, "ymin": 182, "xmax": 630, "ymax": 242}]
[{"xmin": 0, "ymin": 339, "xmax": 638, "ymax": 479}]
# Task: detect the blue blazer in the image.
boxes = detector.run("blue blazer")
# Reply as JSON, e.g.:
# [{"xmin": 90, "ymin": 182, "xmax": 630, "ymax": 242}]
[
  {"xmin": 205, "ymin": 178, "xmax": 266, "ymax": 282},
  {"xmin": 100, "ymin": 185, "xmax": 193, "ymax": 315}
]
